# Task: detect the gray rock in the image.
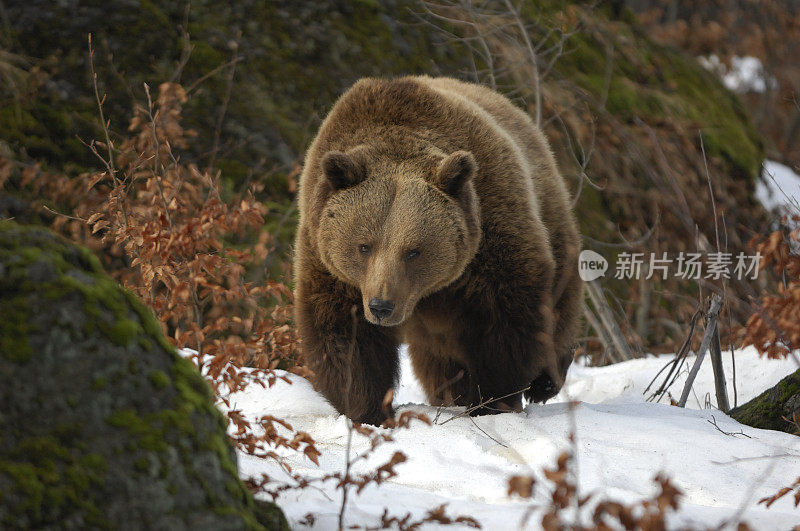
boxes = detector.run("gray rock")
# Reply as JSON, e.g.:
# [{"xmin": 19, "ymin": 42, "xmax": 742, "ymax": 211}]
[{"xmin": 0, "ymin": 222, "xmax": 288, "ymax": 530}]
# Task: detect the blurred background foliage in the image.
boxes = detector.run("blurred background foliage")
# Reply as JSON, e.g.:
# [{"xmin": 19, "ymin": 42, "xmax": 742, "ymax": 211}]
[{"xmin": 1, "ymin": 0, "xmax": 796, "ymax": 358}]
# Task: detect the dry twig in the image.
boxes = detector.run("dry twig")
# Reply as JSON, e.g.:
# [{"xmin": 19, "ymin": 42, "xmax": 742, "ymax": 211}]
[{"xmin": 678, "ymin": 294, "xmax": 723, "ymax": 407}]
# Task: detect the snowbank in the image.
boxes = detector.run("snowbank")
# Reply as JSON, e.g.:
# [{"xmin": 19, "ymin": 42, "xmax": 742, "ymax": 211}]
[
  {"xmin": 699, "ymin": 55, "xmax": 776, "ymax": 94},
  {"xmin": 757, "ymin": 160, "xmax": 800, "ymax": 215},
  {"xmin": 208, "ymin": 347, "xmax": 800, "ymax": 529}
]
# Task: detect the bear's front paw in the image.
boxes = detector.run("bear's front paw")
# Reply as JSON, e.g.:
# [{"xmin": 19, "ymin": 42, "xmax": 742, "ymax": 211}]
[
  {"xmin": 356, "ymin": 408, "xmax": 394, "ymax": 427},
  {"xmin": 527, "ymin": 372, "xmax": 559, "ymax": 403}
]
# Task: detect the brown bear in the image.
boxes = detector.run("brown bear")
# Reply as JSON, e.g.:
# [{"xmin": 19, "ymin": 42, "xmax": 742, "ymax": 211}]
[{"xmin": 294, "ymin": 76, "xmax": 582, "ymax": 425}]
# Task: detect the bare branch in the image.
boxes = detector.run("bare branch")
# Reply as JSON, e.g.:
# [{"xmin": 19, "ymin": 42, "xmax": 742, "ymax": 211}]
[
  {"xmin": 502, "ymin": 0, "xmax": 541, "ymax": 126},
  {"xmin": 678, "ymin": 294, "xmax": 723, "ymax": 408},
  {"xmin": 584, "ymin": 279, "xmax": 634, "ymax": 361},
  {"xmin": 208, "ymin": 33, "xmax": 240, "ymax": 171},
  {"xmin": 709, "ymin": 324, "xmax": 730, "ymax": 412},
  {"xmin": 143, "ymin": 83, "xmax": 173, "ymax": 228}
]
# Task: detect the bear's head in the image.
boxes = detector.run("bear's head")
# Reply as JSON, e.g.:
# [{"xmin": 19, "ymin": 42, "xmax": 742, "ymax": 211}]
[{"xmin": 316, "ymin": 146, "xmax": 482, "ymax": 326}]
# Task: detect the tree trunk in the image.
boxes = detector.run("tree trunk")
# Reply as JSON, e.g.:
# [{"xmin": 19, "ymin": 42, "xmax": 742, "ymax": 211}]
[{"xmin": 729, "ymin": 368, "xmax": 800, "ymax": 434}]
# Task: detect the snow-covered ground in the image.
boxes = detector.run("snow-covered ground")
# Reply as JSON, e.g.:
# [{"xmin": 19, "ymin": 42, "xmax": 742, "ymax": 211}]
[
  {"xmin": 210, "ymin": 347, "xmax": 800, "ymax": 529},
  {"xmin": 698, "ymin": 55, "xmax": 776, "ymax": 94},
  {"xmin": 758, "ymin": 160, "xmax": 800, "ymax": 215}
]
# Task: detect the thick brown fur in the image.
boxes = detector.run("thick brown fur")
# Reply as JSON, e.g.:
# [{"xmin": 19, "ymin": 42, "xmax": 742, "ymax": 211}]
[{"xmin": 294, "ymin": 76, "xmax": 582, "ymax": 425}]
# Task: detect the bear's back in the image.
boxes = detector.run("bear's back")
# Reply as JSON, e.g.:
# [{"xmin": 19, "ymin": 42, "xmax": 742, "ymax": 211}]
[
  {"xmin": 418, "ymin": 77, "xmax": 578, "ymax": 272},
  {"xmin": 299, "ymin": 77, "xmax": 533, "ymax": 226},
  {"xmin": 417, "ymin": 77, "xmax": 573, "ymax": 234}
]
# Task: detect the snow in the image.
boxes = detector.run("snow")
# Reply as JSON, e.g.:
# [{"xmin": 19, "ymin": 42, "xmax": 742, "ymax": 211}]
[
  {"xmin": 202, "ymin": 346, "xmax": 800, "ymax": 529},
  {"xmin": 757, "ymin": 160, "xmax": 800, "ymax": 215},
  {"xmin": 698, "ymin": 55, "xmax": 776, "ymax": 94}
]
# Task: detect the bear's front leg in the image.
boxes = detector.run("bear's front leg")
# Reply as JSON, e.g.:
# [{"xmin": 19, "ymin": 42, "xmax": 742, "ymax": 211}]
[
  {"xmin": 295, "ymin": 259, "xmax": 400, "ymax": 426},
  {"xmin": 456, "ymin": 271, "xmax": 564, "ymax": 414},
  {"xmin": 459, "ymin": 314, "xmax": 562, "ymax": 415}
]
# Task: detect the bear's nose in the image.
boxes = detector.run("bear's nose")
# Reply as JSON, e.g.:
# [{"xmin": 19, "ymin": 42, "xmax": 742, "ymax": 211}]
[{"xmin": 368, "ymin": 298, "xmax": 395, "ymax": 321}]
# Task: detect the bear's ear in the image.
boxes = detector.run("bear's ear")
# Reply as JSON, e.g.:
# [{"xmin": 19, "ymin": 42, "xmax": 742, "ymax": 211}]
[
  {"xmin": 434, "ymin": 151, "xmax": 476, "ymax": 196},
  {"xmin": 321, "ymin": 150, "xmax": 366, "ymax": 190}
]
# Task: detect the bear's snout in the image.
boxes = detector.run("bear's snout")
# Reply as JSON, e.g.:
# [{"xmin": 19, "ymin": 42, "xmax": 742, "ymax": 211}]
[{"xmin": 368, "ymin": 298, "xmax": 395, "ymax": 322}]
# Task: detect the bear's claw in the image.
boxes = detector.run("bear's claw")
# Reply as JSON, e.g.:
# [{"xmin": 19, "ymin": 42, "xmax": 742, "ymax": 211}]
[{"xmin": 527, "ymin": 373, "xmax": 559, "ymax": 403}]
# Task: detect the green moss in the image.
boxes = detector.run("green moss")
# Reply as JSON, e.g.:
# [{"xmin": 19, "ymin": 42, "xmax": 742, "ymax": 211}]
[
  {"xmin": 91, "ymin": 377, "xmax": 108, "ymax": 390},
  {"xmin": 226, "ymin": 479, "xmax": 243, "ymax": 498},
  {"xmin": 0, "ymin": 226, "xmax": 159, "ymax": 352},
  {"xmin": 155, "ymin": 408, "xmax": 194, "ymax": 436},
  {"xmin": 168, "ymin": 355, "xmax": 241, "ymax": 480},
  {"xmin": 105, "ymin": 408, "xmax": 147, "ymax": 431},
  {"xmin": 0, "ymin": 437, "xmax": 109, "ymax": 528},
  {"xmin": 700, "ymin": 126, "xmax": 761, "ymax": 179},
  {"xmin": 730, "ymin": 369, "xmax": 800, "ymax": 433},
  {"xmin": 171, "ymin": 355, "xmax": 218, "ymax": 414},
  {"xmin": 123, "ymin": 288, "xmax": 176, "ymax": 355},
  {"xmin": 138, "ymin": 337, "xmax": 154, "ymax": 351},
  {"xmin": 20, "ymin": 246, "xmax": 43, "ymax": 263},
  {"xmin": 0, "ymin": 296, "xmax": 33, "ymax": 362},
  {"xmin": 105, "ymin": 391, "xmax": 238, "ymax": 498},
  {"xmin": 0, "ymin": 462, "xmax": 46, "ymax": 517},
  {"xmin": 560, "ymin": 31, "xmax": 606, "ymax": 79},
  {"xmin": 254, "ymin": 499, "xmax": 291, "ymax": 531},
  {"xmin": 779, "ymin": 376, "xmax": 800, "ymax": 402},
  {"xmin": 106, "ymin": 408, "xmax": 169, "ymax": 453},
  {"xmin": 205, "ymin": 424, "xmax": 240, "ymax": 479},
  {"xmin": 81, "ymin": 454, "xmax": 107, "ymax": 472},
  {"xmin": 604, "ymin": 77, "xmax": 641, "ymax": 117},
  {"xmin": 656, "ymin": 45, "xmax": 762, "ymax": 178},
  {"xmin": 149, "ymin": 370, "xmax": 170, "ymax": 390},
  {"xmin": 551, "ymin": 14, "xmax": 762, "ymax": 181},
  {"xmin": 105, "ymin": 319, "xmax": 141, "ymax": 347},
  {"xmin": 134, "ymin": 457, "xmax": 150, "ymax": 472},
  {"xmin": 0, "ymin": 98, "xmax": 97, "ymax": 169}
]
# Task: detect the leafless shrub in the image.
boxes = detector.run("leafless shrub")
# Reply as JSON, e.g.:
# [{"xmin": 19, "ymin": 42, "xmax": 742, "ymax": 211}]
[{"xmin": 509, "ymin": 449, "xmax": 684, "ymax": 530}]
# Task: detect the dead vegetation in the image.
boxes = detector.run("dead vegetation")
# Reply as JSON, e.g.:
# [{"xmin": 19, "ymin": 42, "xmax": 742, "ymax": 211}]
[
  {"xmin": 743, "ymin": 214, "xmax": 800, "ymax": 359},
  {"xmin": 508, "ymin": 441, "xmax": 685, "ymax": 530},
  {"xmin": 632, "ymin": 0, "xmax": 800, "ymax": 164},
  {"xmin": 739, "ymin": 211, "xmax": 800, "ymax": 511}
]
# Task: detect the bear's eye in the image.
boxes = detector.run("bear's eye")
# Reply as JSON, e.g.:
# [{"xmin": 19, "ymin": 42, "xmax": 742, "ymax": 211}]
[
  {"xmin": 358, "ymin": 244, "xmax": 371, "ymax": 255},
  {"xmin": 405, "ymin": 249, "xmax": 420, "ymax": 262}
]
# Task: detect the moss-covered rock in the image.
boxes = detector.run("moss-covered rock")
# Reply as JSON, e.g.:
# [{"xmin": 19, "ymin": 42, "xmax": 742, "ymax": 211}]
[
  {"xmin": 0, "ymin": 222, "xmax": 288, "ymax": 529},
  {"xmin": 2, "ymin": 0, "xmax": 471, "ymax": 179},
  {"xmin": 730, "ymin": 369, "xmax": 800, "ymax": 435}
]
